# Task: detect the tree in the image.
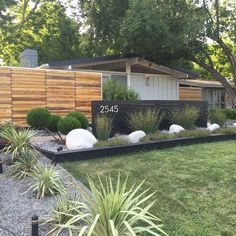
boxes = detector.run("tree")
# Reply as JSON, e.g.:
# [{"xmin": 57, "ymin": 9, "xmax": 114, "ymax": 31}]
[{"xmin": 80, "ymin": 0, "xmax": 236, "ymax": 106}]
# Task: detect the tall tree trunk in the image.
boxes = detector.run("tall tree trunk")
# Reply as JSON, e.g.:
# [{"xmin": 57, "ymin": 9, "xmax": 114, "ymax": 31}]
[{"xmin": 191, "ymin": 56, "xmax": 236, "ymax": 108}]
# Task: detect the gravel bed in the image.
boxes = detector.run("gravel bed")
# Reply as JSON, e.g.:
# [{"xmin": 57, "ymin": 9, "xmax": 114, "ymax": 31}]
[
  {"xmin": 33, "ymin": 140, "xmax": 67, "ymax": 152},
  {"xmin": 0, "ymin": 152, "xmax": 91, "ymax": 236}
]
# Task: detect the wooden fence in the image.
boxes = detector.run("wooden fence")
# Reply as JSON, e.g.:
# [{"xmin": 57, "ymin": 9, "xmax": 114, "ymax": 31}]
[
  {"xmin": 0, "ymin": 67, "xmax": 102, "ymax": 126},
  {"xmin": 179, "ymin": 87, "xmax": 203, "ymax": 101}
]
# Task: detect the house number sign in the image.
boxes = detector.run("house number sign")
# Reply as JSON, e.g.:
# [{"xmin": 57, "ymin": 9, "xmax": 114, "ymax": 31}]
[{"xmin": 99, "ymin": 105, "xmax": 119, "ymax": 113}]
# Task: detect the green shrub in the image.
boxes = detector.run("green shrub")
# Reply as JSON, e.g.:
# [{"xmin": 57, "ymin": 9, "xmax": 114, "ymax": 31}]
[
  {"xmin": 212, "ymin": 127, "xmax": 236, "ymax": 135},
  {"xmin": 95, "ymin": 137, "xmax": 129, "ymax": 147},
  {"xmin": 128, "ymin": 109, "xmax": 163, "ymax": 134},
  {"xmin": 172, "ymin": 106, "xmax": 199, "ymax": 129},
  {"xmin": 1, "ymin": 128, "xmax": 36, "ymax": 163},
  {"xmin": 29, "ymin": 164, "xmax": 66, "ymax": 199},
  {"xmin": 58, "ymin": 116, "xmax": 81, "ymax": 135},
  {"xmin": 141, "ymin": 132, "xmax": 176, "ymax": 142},
  {"xmin": 47, "ymin": 114, "xmax": 61, "ymax": 132},
  {"xmin": 222, "ymin": 109, "xmax": 236, "ymax": 120},
  {"xmin": 176, "ymin": 129, "xmax": 211, "ymax": 138},
  {"xmin": 208, "ymin": 108, "xmax": 227, "ymax": 127},
  {"xmin": 95, "ymin": 115, "xmax": 113, "ymax": 140},
  {"xmin": 44, "ymin": 175, "xmax": 166, "ymax": 236},
  {"xmin": 27, "ymin": 107, "xmax": 51, "ymax": 129},
  {"xmin": 67, "ymin": 111, "xmax": 89, "ymax": 129},
  {"xmin": 103, "ymin": 78, "xmax": 139, "ymax": 100},
  {"xmin": 9, "ymin": 147, "xmax": 38, "ymax": 179}
]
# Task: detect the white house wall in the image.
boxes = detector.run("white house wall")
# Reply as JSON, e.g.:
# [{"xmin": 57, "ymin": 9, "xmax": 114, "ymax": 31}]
[{"xmin": 130, "ymin": 74, "xmax": 178, "ymax": 100}]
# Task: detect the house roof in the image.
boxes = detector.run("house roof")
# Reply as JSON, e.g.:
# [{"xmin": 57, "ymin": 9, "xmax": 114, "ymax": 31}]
[
  {"xmin": 46, "ymin": 55, "xmax": 196, "ymax": 79},
  {"xmin": 180, "ymin": 79, "xmax": 233, "ymax": 88}
]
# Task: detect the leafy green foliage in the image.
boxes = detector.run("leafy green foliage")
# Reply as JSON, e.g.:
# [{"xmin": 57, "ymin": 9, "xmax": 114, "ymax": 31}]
[
  {"xmin": 48, "ymin": 114, "xmax": 61, "ymax": 132},
  {"xmin": 176, "ymin": 129, "xmax": 211, "ymax": 138},
  {"xmin": 29, "ymin": 165, "xmax": 66, "ymax": 199},
  {"xmin": 0, "ymin": 128, "xmax": 36, "ymax": 162},
  {"xmin": 128, "ymin": 109, "xmax": 164, "ymax": 133},
  {"xmin": 172, "ymin": 106, "xmax": 199, "ymax": 129},
  {"xmin": 94, "ymin": 136, "xmax": 129, "ymax": 147},
  {"xmin": 44, "ymin": 175, "xmax": 167, "ymax": 236},
  {"xmin": 208, "ymin": 108, "xmax": 227, "ymax": 127},
  {"xmin": 9, "ymin": 147, "xmax": 38, "ymax": 179},
  {"xmin": 103, "ymin": 78, "xmax": 139, "ymax": 101},
  {"xmin": 27, "ymin": 108, "xmax": 51, "ymax": 129},
  {"xmin": 58, "ymin": 116, "xmax": 81, "ymax": 135},
  {"xmin": 67, "ymin": 111, "xmax": 89, "ymax": 129},
  {"xmin": 222, "ymin": 109, "xmax": 236, "ymax": 120},
  {"xmin": 95, "ymin": 115, "xmax": 113, "ymax": 141},
  {"xmin": 141, "ymin": 132, "xmax": 176, "ymax": 142}
]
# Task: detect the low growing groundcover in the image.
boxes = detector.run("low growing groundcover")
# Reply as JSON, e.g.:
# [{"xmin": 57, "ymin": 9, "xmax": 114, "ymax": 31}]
[{"xmin": 63, "ymin": 141, "xmax": 236, "ymax": 236}]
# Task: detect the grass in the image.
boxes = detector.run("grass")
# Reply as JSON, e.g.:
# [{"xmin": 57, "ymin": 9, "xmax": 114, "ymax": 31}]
[{"xmin": 63, "ymin": 141, "xmax": 236, "ymax": 236}]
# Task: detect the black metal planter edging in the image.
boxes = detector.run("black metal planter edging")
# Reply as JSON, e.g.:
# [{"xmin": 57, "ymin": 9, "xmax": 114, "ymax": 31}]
[{"xmin": 36, "ymin": 134, "xmax": 236, "ymax": 163}]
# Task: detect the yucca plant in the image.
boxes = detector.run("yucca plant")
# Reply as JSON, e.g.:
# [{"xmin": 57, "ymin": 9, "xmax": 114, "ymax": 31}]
[
  {"xmin": 28, "ymin": 164, "xmax": 66, "ymax": 199},
  {"xmin": 9, "ymin": 147, "xmax": 38, "ymax": 179},
  {"xmin": 128, "ymin": 109, "xmax": 164, "ymax": 134},
  {"xmin": 45, "ymin": 175, "xmax": 167, "ymax": 236},
  {"xmin": 95, "ymin": 115, "xmax": 113, "ymax": 141},
  {"xmin": 0, "ymin": 127, "xmax": 36, "ymax": 162}
]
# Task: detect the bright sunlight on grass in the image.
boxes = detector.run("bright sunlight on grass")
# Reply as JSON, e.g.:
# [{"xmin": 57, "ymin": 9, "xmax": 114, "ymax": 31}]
[{"xmin": 63, "ymin": 141, "xmax": 236, "ymax": 236}]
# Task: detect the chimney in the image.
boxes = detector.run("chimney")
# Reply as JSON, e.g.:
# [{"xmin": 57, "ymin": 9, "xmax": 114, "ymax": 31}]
[{"xmin": 19, "ymin": 49, "xmax": 38, "ymax": 68}]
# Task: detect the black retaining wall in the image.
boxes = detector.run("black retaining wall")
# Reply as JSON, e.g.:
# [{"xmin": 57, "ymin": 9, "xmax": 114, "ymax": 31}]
[{"xmin": 92, "ymin": 100, "xmax": 208, "ymax": 135}]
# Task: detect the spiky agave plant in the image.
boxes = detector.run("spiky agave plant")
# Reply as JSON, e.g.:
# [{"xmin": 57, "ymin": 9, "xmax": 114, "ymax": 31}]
[
  {"xmin": 28, "ymin": 164, "xmax": 66, "ymax": 199},
  {"xmin": 45, "ymin": 175, "xmax": 167, "ymax": 236},
  {"xmin": 9, "ymin": 147, "xmax": 38, "ymax": 179},
  {"xmin": 0, "ymin": 127, "xmax": 36, "ymax": 162}
]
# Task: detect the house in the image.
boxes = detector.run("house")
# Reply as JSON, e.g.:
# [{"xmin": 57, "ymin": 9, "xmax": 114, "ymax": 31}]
[
  {"xmin": 179, "ymin": 79, "xmax": 232, "ymax": 110},
  {"xmin": 39, "ymin": 55, "xmax": 195, "ymax": 100}
]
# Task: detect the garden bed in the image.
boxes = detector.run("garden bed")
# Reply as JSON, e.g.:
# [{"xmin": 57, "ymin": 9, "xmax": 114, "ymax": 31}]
[{"xmin": 35, "ymin": 133, "xmax": 236, "ymax": 163}]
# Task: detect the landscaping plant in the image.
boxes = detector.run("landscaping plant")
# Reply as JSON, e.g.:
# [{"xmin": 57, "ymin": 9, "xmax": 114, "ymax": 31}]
[
  {"xmin": 45, "ymin": 175, "xmax": 167, "ymax": 236},
  {"xmin": 9, "ymin": 147, "xmax": 38, "ymax": 179},
  {"xmin": 0, "ymin": 120, "xmax": 16, "ymax": 132},
  {"xmin": 48, "ymin": 114, "xmax": 61, "ymax": 132},
  {"xmin": 141, "ymin": 131, "xmax": 176, "ymax": 142},
  {"xmin": 95, "ymin": 115, "xmax": 113, "ymax": 140},
  {"xmin": 95, "ymin": 136, "xmax": 129, "ymax": 147},
  {"xmin": 0, "ymin": 127, "xmax": 36, "ymax": 163},
  {"xmin": 212, "ymin": 127, "xmax": 236, "ymax": 135},
  {"xmin": 222, "ymin": 108, "xmax": 236, "ymax": 120},
  {"xmin": 208, "ymin": 108, "xmax": 227, "ymax": 127},
  {"xmin": 67, "ymin": 111, "xmax": 89, "ymax": 129},
  {"xmin": 128, "ymin": 108, "xmax": 164, "ymax": 133},
  {"xmin": 176, "ymin": 129, "xmax": 211, "ymax": 138},
  {"xmin": 28, "ymin": 164, "xmax": 66, "ymax": 199},
  {"xmin": 172, "ymin": 106, "xmax": 199, "ymax": 129},
  {"xmin": 103, "ymin": 78, "xmax": 139, "ymax": 101},
  {"xmin": 58, "ymin": 116, "xmax": 81, "ymax": 135}
]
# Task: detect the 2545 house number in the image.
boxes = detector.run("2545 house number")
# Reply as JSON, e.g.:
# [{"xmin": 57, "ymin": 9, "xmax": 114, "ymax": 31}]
[{"xmin": 99, "ymin": 105, "xmax": 119, "ymax": 113}]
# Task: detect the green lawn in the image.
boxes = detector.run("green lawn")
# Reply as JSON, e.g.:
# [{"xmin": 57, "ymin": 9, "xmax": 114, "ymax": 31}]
[{"xmin": 63, "ymin": 141, "xmax": 236, "ymax": 236}]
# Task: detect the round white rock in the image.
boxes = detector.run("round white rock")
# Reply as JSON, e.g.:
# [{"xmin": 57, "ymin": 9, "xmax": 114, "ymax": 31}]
[
  {"xmin": 66, "ymin": 129, "xmax": 97, "ymax": 150},
  {"xmin": 169, "ymin": 124, "xmax": 185, "ymax": 134},
  {"xmin": 207, "ymin": 123, "xmax": 220, "ymax": 131},
  {"xmin": 128, "ymin": 130, "xmax": 146, "ymax": 144},
  {"xmin": 233, "ymin": 122, "xmax": 236, "ymax": 127}
]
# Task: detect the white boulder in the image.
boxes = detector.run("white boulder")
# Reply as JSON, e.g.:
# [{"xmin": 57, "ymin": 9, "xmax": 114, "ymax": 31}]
[
  {"xmin": 207, "ymin": 123, "xmax": 220, "ymax": 131},
  {"xmin": 128, "ymin": 130, "xmax": 146, "ymax": 144},
  {"xmin": 233, "ymin": 122, "xmax": 236, "ymax": 127},
  {"xmin": 66, "ymin": 129, "xmax": 97, "ymax": 150},
  {"xmin": 169, "ymin": 124, "xmax": 185, "ymax": 134}
]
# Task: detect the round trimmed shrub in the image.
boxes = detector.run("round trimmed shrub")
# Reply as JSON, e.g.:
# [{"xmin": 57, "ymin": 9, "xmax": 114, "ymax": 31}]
[
  {"xmin": 48, "ymin": 115, "xmax": 61, "ymax": 132},
  {"xmin": 58, "ymin": 116, "xmax": 81, "ymax": 135},
  {"xmin": 27, "ymin": 108, "xmax": 51, "ymax": 129},
  {"xmin": 67, "ymin": 111, "xmax": 89, "ymax": 129}
]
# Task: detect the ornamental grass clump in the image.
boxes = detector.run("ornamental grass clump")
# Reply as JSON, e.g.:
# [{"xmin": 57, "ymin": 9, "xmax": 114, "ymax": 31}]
[
  {"xmin": 176, "ymin": 129, "xmax": 211, "ymax": 138},
  {"xmin": 208, "ymin": 108, "xmax": 227, "ymax": 127},
  {"xmin": 128, "ymin": 109, "xmax": 164, "ymax": 134},
  {"xmin": 172, "ymin": 106, "xmax": 199, "ymax": 129},
  {"xmin": 95, "ymin": 115, "xmax": 113, "ymax": 140},
  {"xmin": 142, "ymin": 131, "xmax": 176, "ymax": 142},
  {"xmin": 9, "ymin": 147, "xmax": 38, "ymax": 179},
  {"xmin": 28, "ymin": 165, "xmax": 66, "ymax": 199},
  {"xmin": 0, "ymin": 127, "xmax": 36, "ymax": 163},
  {"xmin": 44, "ymin": 175, "xmax": 167, "ymax": 236}
]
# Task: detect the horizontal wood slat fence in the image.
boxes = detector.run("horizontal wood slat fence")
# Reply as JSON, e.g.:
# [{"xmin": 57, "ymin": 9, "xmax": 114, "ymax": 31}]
[
  {"xmin": 179, "ymin": 87, "xmax": 202, "ymax": 101},
  {"xmin": 0, "ymin": 67, "xmax": 102, "ymax": 126}
]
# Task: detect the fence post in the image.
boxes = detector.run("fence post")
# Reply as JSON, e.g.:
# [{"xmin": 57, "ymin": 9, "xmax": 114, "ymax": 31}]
[
  {"xmin": 32, "ymin": 215, "xmax": 39, "ymax": 236},
  {"xmin": 0, "ymin": 159, "xmax": 3, "ymax": 174}
]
